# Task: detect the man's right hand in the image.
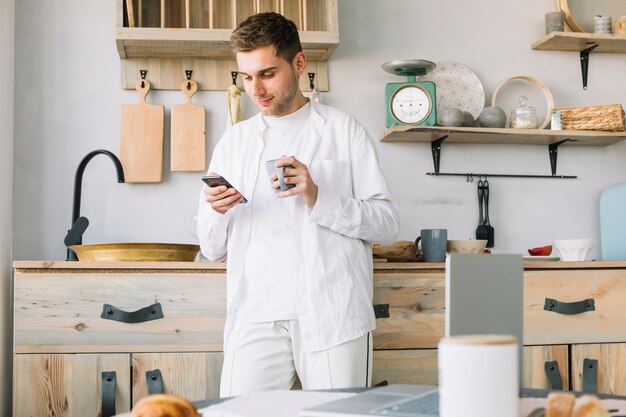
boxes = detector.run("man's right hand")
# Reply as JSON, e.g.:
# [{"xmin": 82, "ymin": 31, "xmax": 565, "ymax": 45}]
[{"xmin": 203, "ymin": 172, "xmax": 244, "ymax": 214}]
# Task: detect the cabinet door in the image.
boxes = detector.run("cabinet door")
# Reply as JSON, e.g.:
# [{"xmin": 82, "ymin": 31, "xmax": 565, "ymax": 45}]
[
  {"xmin": 372, "ymin": 349, "xmax": 438, "ymax": 387},
  {"xmin": 571, "ymin": 343, "xmax": 626, "ymax": 395},
  {"xmin": 132, "ymin": 352, "xmax": 223, "ymax": 404},
  {"xmin": 522, "ymin": 345, "xmax": 569, "ymax": 390},
  {"xmin": 14, "ymin": 353, "xmax": 131, "ymax": 417},
  {"xmin": 373, "ymin": 271, "xmax": 445, "ymax": 349}
]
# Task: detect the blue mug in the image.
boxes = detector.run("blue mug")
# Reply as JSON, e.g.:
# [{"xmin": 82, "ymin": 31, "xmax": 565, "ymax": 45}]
[{"xmin": 415, "ymin": 229, "xmax": 448, "ymax": 262}]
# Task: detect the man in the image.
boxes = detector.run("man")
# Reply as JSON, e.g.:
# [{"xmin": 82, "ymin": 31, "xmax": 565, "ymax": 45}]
[{"xmin": 197, "ymin": 12, "xmax": 398, "ymax": 396}]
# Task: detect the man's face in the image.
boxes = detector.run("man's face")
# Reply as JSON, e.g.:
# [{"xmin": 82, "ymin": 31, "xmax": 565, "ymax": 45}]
[{"xmin": 236, "ymin": 45, "xmax": 305, "ymax": 117}]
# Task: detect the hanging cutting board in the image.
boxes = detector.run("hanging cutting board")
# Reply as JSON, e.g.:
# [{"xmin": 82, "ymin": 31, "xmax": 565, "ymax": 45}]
[
  {"xmin": 120, "ymin": 79, "xmax": 164, "ymax": 183},
  {"xmin": 171, "ymin": 79, "xmax": 206, "ymax": 171},
  {"xmin": 600, "ymin": 181, "xmax": 626, "ymax": 260}
]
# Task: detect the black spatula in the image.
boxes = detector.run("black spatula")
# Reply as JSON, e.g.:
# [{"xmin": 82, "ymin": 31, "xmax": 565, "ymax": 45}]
[
  {"xmin": 476, "ymin": 180, "xmax": 488, "ymax": 241},
  {"xmin": 483, "ymin": 179, "xmax": 495, "ymax": 247}
]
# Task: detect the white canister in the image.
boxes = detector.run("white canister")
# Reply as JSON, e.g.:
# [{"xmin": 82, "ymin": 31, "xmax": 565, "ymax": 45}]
[{"xmin": 438, "ymin": 335, "xmax": 519, "ymax": 417}]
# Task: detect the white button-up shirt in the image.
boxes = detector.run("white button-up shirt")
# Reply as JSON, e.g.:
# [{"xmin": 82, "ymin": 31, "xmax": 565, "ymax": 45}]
[{"xmin": 197, "ymin": 100, "xmax": 399, "ymax": 352}]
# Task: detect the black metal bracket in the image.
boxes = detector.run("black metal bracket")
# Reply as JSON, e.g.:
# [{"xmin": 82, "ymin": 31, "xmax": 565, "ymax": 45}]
[
  {"xmin": 231, "ymin": 71, "xmax": 238, "ymax": 85},
  {"xmin": 427, "ymin": 137, "xmax": 578, "ymax": 179},
  {"xmin": 580, "ymin": 43, "xmax": 599, "ymax": 90},
  {"xmin": 548, "ymin": 139, "xmax": 574, "ymax": 176},
  {"xmin": 308, "ymin": 72, "xmax": 316, "ymax": 90},
  {"xmin": 430, "ymin": 136, "xmax": 448, "ymax": 174}
]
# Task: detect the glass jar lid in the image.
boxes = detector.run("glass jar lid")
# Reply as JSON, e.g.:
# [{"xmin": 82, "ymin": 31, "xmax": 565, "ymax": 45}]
[{"xmin": 512, "ymin": 96, "xmax": 536, "ymax": 116}]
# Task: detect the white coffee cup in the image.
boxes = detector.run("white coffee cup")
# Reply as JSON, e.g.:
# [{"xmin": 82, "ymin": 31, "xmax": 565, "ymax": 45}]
[{"xmin": 438, "ymin": 335, "xmax": 518, "ymax": 417}]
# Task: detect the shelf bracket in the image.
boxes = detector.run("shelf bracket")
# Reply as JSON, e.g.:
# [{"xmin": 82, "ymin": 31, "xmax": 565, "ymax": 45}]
[
  {"xmin": 580, "ymin": 43, "xmax": 598, "ymax": 90},
  {"xmin": 548, "ymin": 139, "xmax": 571, "ymax": 176},
  {"xmin": 431, "ymin": 136, "xmax": 448, "ymax": 175}
]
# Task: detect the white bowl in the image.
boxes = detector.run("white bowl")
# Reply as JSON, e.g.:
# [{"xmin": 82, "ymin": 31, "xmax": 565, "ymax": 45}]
[
  {"xmin": 553, "ymin": 239, "xmax": 596, "ymax": 261},
  {"xmin": 446, "ymin": 240, "xmax": 488, "ymax": 254}
]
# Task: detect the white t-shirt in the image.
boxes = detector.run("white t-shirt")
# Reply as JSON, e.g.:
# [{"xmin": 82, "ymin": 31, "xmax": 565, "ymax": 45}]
[{"xmin": 235, "ymin": 103, "xmax": 312, "ymax": 323}]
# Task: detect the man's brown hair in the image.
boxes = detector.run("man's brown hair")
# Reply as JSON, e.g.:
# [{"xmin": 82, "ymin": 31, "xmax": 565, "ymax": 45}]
[{"xmin": 230, "ymin": 12, "xmax": 302, "ymax": 63}]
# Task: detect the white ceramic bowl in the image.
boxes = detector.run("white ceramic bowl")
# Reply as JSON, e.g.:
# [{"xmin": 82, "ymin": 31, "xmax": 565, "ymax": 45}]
[
  {"xmin": 553, "ymin": 239, "xmax": 596, "ymax": 261},
  {"xmin": 446, "ymin": 240, "xmax": 488, "ymax": 254}
]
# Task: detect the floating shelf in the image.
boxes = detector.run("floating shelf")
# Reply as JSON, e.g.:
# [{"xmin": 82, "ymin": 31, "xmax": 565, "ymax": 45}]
[
  {"xmin": 531, "ymin": 32, "xmax": 626, "ymax": 89},
  {"xmin": 531, "ymin": 32, "xmax": 626, "ymax": 53},
  {"xmin": 379, "ymin": 126, "xmax": 626, "ymax": 179},
  {"xmin": 379, "ymin": 126, "xmax": 626, "ymax": 146}
]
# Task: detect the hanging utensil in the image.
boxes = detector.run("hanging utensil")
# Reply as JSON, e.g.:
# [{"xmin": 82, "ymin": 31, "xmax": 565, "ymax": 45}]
[
  {"xmin": 484, "ymin": 179, "xmax": 495, "ymax": 247},
  {"xmin": 227, "ymin": 71, "xmax": 243, "ymax": 126},
  {"xmin": 476, "ymin": 179, "xmax": 488, "ymax": 240}
]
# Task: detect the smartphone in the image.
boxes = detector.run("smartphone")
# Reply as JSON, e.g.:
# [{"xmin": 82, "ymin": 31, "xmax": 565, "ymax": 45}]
[{"xmin": 202, "ymin": 175, "xmax": 248, "ymax": 204}]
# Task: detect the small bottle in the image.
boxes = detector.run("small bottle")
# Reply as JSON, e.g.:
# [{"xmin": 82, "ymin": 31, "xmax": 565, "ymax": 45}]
[
  {"xmin": 551, "ymin": 111, "xmax": 562, "ymax": 130},
  {"xmin": 510, "ymin": 96, "xmax": 538, "ymax": 129}
]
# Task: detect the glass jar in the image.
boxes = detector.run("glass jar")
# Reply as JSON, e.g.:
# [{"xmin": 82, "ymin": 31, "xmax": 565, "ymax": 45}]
[{"xmin": 510, "ymin": 96, "xmax": 538, "ymax": 129}]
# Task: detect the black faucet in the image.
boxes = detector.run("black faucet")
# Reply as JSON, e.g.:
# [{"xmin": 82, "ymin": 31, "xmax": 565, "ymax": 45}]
[{"xmin": 65, "ymin": 150, "xmax": 125, "ymax": 261}]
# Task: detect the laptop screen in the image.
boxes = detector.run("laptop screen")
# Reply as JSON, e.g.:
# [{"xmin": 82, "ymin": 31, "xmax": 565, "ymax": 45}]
[{"xmin": 445, "ymin": 253, "xmax": 524, "ymax": 387}]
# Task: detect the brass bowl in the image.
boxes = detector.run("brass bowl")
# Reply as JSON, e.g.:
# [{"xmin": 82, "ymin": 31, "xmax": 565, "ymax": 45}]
[{"xmin": 68, "ymin": 243, "xmax": 200, "ymax": 262}]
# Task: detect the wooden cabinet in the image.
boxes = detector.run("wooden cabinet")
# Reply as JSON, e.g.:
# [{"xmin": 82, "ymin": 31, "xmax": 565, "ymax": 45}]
[
  {"xmin": 370, "ymin": 261, "xmax": 626, "ymax": 395},
  {"xmin": 12, "ymin": 262, "xmax": 227, "ymax": 417},
  {"xmin": 522, "ymin": 264, "xmax": 626, "ymax": 395},
  {"xmin": 115, "ymin": 0, "xmax": 338, "ymax": 90},
  {"xmin": 13, "ymin": 260, "xmax": 626, "ymax": 416}
]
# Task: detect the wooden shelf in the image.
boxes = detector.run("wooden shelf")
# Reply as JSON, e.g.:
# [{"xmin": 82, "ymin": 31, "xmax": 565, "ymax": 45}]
[
  {"xmin": 532, "ymin": 32, "xmax": 626, "ymax": 53},
  {"xmin": 115, "ymin": 28, "xmax": 338, "ymax": 61},
  {"xmin": 379, "ymin": 126, "xmax": 626, "ymax": 146},
  {"xmin": 114, "ymin": 0, "xmax": 339, "ymax": 91}
]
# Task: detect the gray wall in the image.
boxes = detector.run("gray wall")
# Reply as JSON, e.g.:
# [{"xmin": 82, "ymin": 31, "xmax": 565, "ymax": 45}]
[
  {"xmin": 1, "ymin": 0, "xmax": 15, "ymax": 413},
  {"xmin": 13, "ymin": 0, "xmax": 626, "ymax": 262}
]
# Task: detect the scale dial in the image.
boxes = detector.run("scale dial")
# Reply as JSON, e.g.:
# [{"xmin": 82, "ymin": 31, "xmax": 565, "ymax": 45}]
[{"xmin": 389, "ymin": 85, "xmax": 432, "ymax": 125}]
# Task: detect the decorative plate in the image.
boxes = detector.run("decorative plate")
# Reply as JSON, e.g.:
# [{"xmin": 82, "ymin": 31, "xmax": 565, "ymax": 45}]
[{"xmin": 416, "ymin": 61, "xmax": 486, "ymax": 125}]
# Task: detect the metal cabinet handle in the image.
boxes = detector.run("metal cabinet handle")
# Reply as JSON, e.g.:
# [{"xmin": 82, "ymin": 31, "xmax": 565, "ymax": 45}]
[
  {"xmin": 373, "ymin": 304, "xmax": 390, "ymax": 319},
  {"xmin": 543, "ymin": 298, "xmax": 595, "ymax": 315},
  {"xmin": 544, "ymin": 360, "xmax": 563, "ymax": 390},
  {"xmin": 101, "ymin": 371, "xmax": 117, "ymax": 417},
  {"xmin": 101, "ymin": 302, "xmax": 164, "ymax": 323},
  {"xmin": 582, "ymin": 358, "xmax": 598, "ymax": 393},
  {"xmin": 146, "ymin": 369, "xmax": 165, "ymax": 395}
]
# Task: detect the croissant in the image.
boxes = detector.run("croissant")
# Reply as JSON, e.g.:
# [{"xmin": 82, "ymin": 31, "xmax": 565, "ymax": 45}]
[{"xmin": 130, "ymin": 394, "xmax": 200, "ymax": 417}]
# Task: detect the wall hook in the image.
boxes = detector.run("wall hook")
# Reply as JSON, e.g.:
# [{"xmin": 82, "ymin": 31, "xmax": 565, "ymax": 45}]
[
  {"xmin": 308, "ymin": 72, "xmax": 315, "ymax": 90},
  {"xmin": 140, "ymin": 69, "xmax": 147, "ymax": 88},
  {"xmin": 185, "ymin": 70, "xmax": 193, "ymax": 90},
  {"xmin": 231, "ymin": 71, "xmax": 238, "ymax": 85}
]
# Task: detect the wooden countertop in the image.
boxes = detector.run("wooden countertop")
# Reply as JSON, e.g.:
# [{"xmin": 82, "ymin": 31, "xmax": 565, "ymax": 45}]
[{"xmin": 13, "ymin": 260, "xmax": 626, "ymax": 271}]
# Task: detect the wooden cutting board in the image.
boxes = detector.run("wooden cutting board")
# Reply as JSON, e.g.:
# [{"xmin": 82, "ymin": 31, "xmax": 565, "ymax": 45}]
[
  {"xmin": 120, "ymin": 79, "xmax": 164, "ymax": 183},
  {"xmin": 171, "ymin": 79, "xmax": 206, "ymax": 171}
]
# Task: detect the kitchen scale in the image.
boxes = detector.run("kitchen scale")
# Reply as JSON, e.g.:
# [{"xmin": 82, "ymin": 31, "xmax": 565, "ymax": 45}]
[{"xmin": 382, "ymin": 59, "xmax": 437, "ymax": 128}]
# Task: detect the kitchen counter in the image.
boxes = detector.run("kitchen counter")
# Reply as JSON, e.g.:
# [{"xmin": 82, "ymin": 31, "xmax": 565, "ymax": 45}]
[{"xmin": 13, "ymin": 259, "xmax": 626, "ymax": 271}]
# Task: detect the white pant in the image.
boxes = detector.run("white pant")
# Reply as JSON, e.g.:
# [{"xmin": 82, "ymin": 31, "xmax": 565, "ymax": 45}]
[{"xmin": 220, "ymin": 320, "xmax": 372, "ymax": 397}]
